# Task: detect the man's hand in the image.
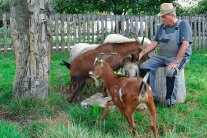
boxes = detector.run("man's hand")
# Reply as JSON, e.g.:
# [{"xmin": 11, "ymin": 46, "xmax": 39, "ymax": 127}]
[
  {"xmin": 139, "ymin": 41, "xmax": 158, "ymax": 60},
  {"xmin": 167, "ymin": 61, "xmax": 177, "ymax": 70},
  {"xmin": 139, "ymin": 51, "xmax": 145, "ymax": 60}
]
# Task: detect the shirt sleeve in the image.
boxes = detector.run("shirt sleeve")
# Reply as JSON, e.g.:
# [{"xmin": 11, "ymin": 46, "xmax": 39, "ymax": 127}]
[
  {"xmin": 153, "ymin": 24, "xmax": 164, "ymax": 43},
  {"xmin": 179, "ymin": 20, "xmax": 193, "ymax": 44}
]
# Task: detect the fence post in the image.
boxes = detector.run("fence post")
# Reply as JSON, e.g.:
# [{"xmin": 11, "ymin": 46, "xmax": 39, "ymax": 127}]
[
  {"xmin": 92, "ymin": 14, "xmax": 95, "ymax": 43},
  {"xmin": 198, "ymin": 16, "xmax": 201, "ymax": 50},
  {"xmin": 55, "ymin": 14, "xmax": 60, "ymax": 53},
  {"xmin": 67, "ymin": 14, "xmax": 71, "ymax": 53},
  {"xmin": 96, "ymin": 15, "xmax": 100, "ymax": 44},
  {"xmin": 61, "ymin": 14, "xmax": 66, "ymax": 53},
  {"xmin": 3, "ymin": 13, "xmax": 8, "ymax": 56},
  {"xmin": 202, "ymin": 16, "xmax": 205, "ymax": 50}
]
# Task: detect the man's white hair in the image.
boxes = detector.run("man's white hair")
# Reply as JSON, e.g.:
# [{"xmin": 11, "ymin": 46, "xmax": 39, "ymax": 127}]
[{"xmin": 169, "ymin": 11, "xmax": 176, "ymax": 17}]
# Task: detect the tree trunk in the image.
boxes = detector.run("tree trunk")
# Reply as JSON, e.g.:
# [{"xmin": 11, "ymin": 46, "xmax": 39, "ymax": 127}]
[{"xmin": 10, "ymin": 0, "xmax": 51, "ymax": 99}]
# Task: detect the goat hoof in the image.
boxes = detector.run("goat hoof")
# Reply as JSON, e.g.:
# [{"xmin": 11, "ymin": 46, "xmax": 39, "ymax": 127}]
[
  {"xmin": 132, "ymin": 129, "xmax": 136, "ymax": 136},
  {"xmin": 102, "ymin": 95, "xmax": 108, "ymax": 98},
  {"xmin": 101, "ymin": 117, "xmax": 107, "ymax": 121},
  {"xmin": 67, "ymin": 97, "xmax": 74, "ymax": 103}
]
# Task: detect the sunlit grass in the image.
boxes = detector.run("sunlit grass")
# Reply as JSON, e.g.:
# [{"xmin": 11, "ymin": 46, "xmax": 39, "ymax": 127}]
[{"xmin": 0, "ymin": 50, "xmax": 207, "ymax": 137}]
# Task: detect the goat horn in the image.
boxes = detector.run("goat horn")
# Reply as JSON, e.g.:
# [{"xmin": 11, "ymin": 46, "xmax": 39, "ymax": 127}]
[
  {"xmin": 131, "ymin": 32, "xmax": 140, "ymax": 43},
  {"xmin": 109, "ymin": 53, "xmax": 117, "ymax": 55},
  {"xmin": 141, "ymin": 37, "xmax": 145, "ymax": 46},
  {"xmin": 101, "ymin": 53, "xmax": 117, "ymax": 61}
]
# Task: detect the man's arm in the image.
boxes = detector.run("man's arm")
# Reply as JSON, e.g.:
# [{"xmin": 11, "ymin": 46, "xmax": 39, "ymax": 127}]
[
  {"xmin": 139, "ymin": 41, "xmax": 158, "ymax": 60},
  {"xmin": 174, "ymin": 41, "xmax": 189, "ymax": 62},
  {"xmin": 167, "ymin": 40, "xmax": 189, "ymax": 70}
]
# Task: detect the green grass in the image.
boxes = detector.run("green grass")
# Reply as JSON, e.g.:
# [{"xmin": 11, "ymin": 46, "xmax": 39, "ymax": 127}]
[
  {"xmin": 0, "ymin": 50, "xmax": 207, "ymax": 137},
  {"xmin": 0, "ymin": 120, "xmax": 22, "ymax": 138}
]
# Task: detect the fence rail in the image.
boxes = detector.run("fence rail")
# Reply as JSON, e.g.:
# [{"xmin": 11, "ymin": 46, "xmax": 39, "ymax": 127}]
[{"xmin": 1, "ymin": 13, "xmax": 207, "ymax": 56}]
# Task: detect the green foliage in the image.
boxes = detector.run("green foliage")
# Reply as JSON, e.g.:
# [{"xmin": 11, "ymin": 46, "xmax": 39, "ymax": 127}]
[
  {"xmin": 91, "ymin": 0, "xmax": 139, "ymax": 15},
  {"xmin": 0, "ymin": 0, "xmax": 9, "ymax": 13},
  {"xmin": 52, "ymin": 0, "xmax": 179, "ymax": 15},
  {"xmin": 175, "ymin": 0, "xmax": 207, "ymax": 16},
  {"xmin": 51, "ymin": 0, "xmax": 151, "ymax": 15},
  {"xmin": 52, "ymin": 0, "xmax": 207, "ymax": 16},
  {"xmin": 189, "ymin": 0, "xmax": 207, "ymax": 15},
  {"xmin": 52, "ymin": 0, "xmax": 94, "ymax": 14},
  {"xmin": 135, "ymin": 0, "xmax": 174, "ymax": 15}
]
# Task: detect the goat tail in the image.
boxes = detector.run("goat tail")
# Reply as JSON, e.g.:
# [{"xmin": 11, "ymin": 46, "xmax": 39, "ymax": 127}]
[
  {"xmin": 138, "ymin": 72, "xmax": 149, "ymax": 102},
  {"xmin": 139, "ymin": 72, "xmax": 150, "ymax": 92},
  {"xmin": 61, "ymin": 60, "xmax": 71, "ymax": 69}
]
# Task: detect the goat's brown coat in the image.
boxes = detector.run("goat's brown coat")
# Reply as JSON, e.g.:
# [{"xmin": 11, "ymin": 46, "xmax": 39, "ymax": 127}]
[
  {"xmin": 68, "ymin": 42, "xmax": 144, "ymax": 102},
  {"xmin": 90, "ymin": 60, "xmax": 158, "ymax": 137}
]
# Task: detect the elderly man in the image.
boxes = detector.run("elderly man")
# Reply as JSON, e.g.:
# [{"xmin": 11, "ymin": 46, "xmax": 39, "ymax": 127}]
[{"xmin": 139, "ymin": 3, "xmax": 192, "ymax": 107}]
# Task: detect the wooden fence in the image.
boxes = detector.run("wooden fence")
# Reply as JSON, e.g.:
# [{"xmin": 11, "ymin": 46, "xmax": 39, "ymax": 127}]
[{"xmin": 0, "ymin": 13, "xmax": 207, "ymax": 56}]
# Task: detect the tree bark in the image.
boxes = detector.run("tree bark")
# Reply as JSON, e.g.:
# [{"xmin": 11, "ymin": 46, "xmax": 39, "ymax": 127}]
[{"xmin": 10, "ymin": 0, "xmax": 51, "ymax": 99}]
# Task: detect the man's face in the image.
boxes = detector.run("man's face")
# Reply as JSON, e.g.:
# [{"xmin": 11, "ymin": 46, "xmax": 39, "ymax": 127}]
[{"xmin": 161, "ymin": 14, "xmax": 174, "ymax": 27}]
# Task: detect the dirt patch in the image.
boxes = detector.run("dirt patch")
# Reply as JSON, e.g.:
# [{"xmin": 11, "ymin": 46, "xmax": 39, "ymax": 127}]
[{"xmin": 0, "ymin": 111, "xmax": 36, "ymax": 125}]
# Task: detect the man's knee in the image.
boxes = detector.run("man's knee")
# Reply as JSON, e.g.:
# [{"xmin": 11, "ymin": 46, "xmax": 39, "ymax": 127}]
[{"xmin": 140, "ymin": 62, "xmax": 150, "ymax": 69}]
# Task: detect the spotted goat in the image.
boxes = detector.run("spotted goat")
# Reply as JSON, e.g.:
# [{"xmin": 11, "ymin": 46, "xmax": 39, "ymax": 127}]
[{"xmin": 89, "ymin": 53, "xmax": 158, "ymax": 137}]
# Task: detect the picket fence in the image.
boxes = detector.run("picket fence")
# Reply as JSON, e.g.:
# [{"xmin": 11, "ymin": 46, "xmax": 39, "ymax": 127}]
[{"xmin": 0, "ymin": 13, "xmax": 207, "ymax": 56}]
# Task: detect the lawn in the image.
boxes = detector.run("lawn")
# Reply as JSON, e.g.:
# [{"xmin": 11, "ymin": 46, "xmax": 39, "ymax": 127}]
[{"xmin": 0, "ymin": 50, "xmax": 207, "ymax": 137}]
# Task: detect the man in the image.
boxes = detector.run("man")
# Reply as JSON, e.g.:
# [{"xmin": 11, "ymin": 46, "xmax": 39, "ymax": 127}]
[{"xmin": 139, "ymin": 3, "xmax": 192, "ymax": 107}]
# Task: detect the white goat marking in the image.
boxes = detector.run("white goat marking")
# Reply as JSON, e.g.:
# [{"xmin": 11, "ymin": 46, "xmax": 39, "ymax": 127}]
[
  {"xmin": 100, "ymin": 60, "xmax": 103, "ymax": 67},
  {"xmin": 119, "ymin": 88, "xmax": 123, "ymax": 103},
  {"xmin": 137, "ymin": 103, "xmax": 147, "ymax": 110},
  {"xmin": 139, "ymin": 92, "xmax": 148, "ymax": 102},
  {"xmin": 142, "ymin": 72, "xmax": 150, "ymax": 84},
  {"xmin": 94, "ymin": 57, "xmax": 98, "ymax": 65},
  {"xmin": 149, "ymin": 86, "xmax": 152, "ymax": 91}
]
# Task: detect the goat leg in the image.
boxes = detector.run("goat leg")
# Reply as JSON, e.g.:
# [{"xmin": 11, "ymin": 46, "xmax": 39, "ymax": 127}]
[
  {"xmin": 102, "ymin": 100, "xmax": 113, "ymax": 120},
  {"xmin": 68, "ymin": 80, "xmax": 85, "ymax": 102},
  {"xmin": 127, "ymin": 111, "xmax": 136, "ymax": 136},
  {"xmin": 102, "ymin": 86, "xmax": 108, "ymax": 97},
  {"xmin": 117, "ymin": 106, "xmax": 135, "ymax": 133},
  {"xmin": 101, "ymin": 82, "xmax": 108, "ymax": 97},
  {"xmin": 146, "ymin": 95, "xmax": 159, "ymax": 137},
  {"xmin": 86, "ymin": 83, "xmax": 90, "ymax": 93}
]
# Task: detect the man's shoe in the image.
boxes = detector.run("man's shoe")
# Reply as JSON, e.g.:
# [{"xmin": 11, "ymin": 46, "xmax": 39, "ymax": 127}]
[
  {"xmin": 166, "ymin": 99, "xmax": 175, "ymax": 108},
  {"xmin": 166, "ymin": 103, "xmax": 175, "ymax": 108},
  {"xmin": 153, "ymin": 96, "xmax": 160, "ymax": 104}
]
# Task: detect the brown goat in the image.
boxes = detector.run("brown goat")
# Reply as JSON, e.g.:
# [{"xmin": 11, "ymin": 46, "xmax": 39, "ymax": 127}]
[
  {"xmin": 89, "ymin": 53, "xmax": 158, "ymax": 137},
  {"xmin": 62, "ymin": 37, "xmax": 145, "ymax": 102}
]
